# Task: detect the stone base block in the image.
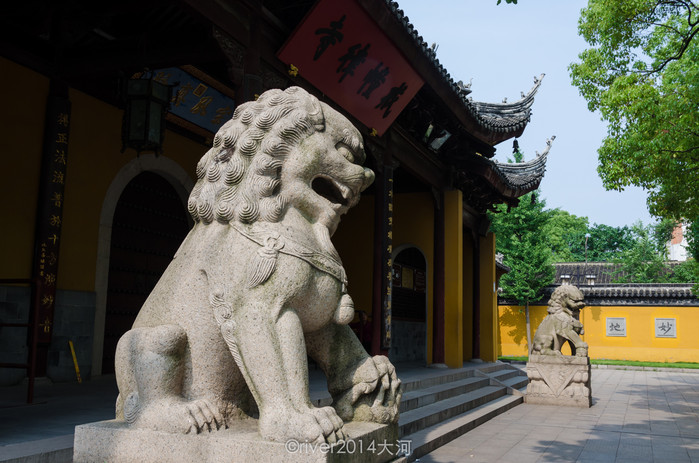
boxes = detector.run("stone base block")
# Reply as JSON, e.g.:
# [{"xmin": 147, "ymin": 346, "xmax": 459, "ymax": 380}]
[
  {"xmin": 525, "ymin": 354, "xmax": 591, "ymax": 407},
  {"xmin": 73, "ymin": 419, "xmax": 400, "ymax": 463}
]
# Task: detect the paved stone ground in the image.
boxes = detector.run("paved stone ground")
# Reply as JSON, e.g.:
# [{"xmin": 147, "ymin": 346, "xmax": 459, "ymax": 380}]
[
  {"xmin": 2, "ymin": 366, "xmax": 698, "ymax": 462},
  {"xmin": 419, "ymin": 368, "xmax": 699, "ymax": 463}
]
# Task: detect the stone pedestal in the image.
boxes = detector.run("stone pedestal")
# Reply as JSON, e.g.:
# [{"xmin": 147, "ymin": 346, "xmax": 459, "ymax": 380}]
[
  {"xmin": 525, "ymin": 354, "xmax": 591, "ymax": 407},
  {"xmin": 73, "ymin": 419, "xmax": 400, "ymax": 463}
]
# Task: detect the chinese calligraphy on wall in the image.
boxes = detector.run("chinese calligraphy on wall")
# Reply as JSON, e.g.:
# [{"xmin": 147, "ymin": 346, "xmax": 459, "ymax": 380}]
[
  {"xmin": 277, "ymin": 0, "xmax": 424, "ymax": 135},
  {"xmin": 655, "ymin": 318, "xmax": 677, "ymax": 338},
  {"xmin": 606, "ymin": 317, "xmax": 626, "ymax": 337},
  {"xmin": 382, "ymin": 175, "xmax": 394, "ymax": 350}
]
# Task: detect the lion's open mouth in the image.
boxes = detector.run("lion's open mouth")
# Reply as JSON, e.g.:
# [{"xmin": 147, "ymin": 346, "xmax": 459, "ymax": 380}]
[{"xmin": 312, "ymin": 176, "xmax": 351, "ymax": 208}]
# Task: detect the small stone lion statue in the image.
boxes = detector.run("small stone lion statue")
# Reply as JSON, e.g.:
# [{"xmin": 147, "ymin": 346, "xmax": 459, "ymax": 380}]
[
  {"xmin": 531, "ymin": 285, "xmax": 587, "ymax": 357},
  {"xmin": 114, "ymin": 87, "xmax": 401, "ymax": 445}
]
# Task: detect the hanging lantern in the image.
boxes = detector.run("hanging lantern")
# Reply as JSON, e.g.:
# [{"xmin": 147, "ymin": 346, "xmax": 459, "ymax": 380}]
[{"xmin": 121, "ymin": 77, "xmax": 170, "ymax": 154}]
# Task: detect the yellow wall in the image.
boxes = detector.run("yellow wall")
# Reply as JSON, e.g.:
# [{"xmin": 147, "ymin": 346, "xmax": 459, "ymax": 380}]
[
  {"xmin": 0, "ymin": 59, "xmax": 207, "ymax": 291},
  {"xmin": 498, "ymin": 304, "xmax": 548, "ymax": 357},
  {"xmin": 0, "ymin": 57, "xmax": 48, "ymax": 280},
  {"xmin": 335, "ymin": 191, "xmax": 436, "ymax": 358},
  {"xmin": 393, "ymin": 192, "xmax": 435, "ymax": 361},
  {"xmin": 498, "ymin": 303, "xmax": 699, "ymax": 362},
  {"xmin": 443, "ymin": 190, "xmax": 463, "ymax": 368},
  {"xmin": 333, "ymin": 198, "xmax": 375, "ymax": 316}
]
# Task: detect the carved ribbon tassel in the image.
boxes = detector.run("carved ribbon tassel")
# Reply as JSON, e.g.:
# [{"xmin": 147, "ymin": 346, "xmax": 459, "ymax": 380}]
[
  {"xmin": 247, "ymin": 235, "xmax": 284, "ymax": 288},
  {"xmin": 333, "ymin": 293, "xmax": 355, "ymax": 325}
]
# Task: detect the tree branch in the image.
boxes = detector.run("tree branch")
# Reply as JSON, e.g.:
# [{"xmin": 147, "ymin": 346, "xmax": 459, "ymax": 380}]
[{"xmin": 640, "ymin": 24, "xmax": 699, "ymax": 74}]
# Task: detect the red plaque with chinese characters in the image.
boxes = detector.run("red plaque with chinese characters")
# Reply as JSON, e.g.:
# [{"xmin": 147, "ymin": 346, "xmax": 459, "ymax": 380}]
[{"xmin": 277, "ymin": 0, "xmax": 424, "ymax": 135}]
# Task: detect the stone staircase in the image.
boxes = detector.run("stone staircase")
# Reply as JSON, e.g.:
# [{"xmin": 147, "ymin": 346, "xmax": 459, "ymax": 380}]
[
  {"xmin": 394, "ymin": 362, "xmax": 528, "ymax": 462},
  {"xmin": 1, "ymin": 363, "xmax": 528, "ymax": 463}
]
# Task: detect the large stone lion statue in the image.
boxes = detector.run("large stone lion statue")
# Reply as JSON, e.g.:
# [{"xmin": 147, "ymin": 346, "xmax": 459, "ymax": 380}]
[
  {"xmin": 114, "ymin": 87, "xmax": 401, "ymax": 445},
  {"xmin": 531, "ymin": 285, "xmax": 587, "ymax": 357}
]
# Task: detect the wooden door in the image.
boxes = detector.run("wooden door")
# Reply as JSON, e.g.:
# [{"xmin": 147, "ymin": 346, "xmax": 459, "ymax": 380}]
[{"xmin": 102, "ymin": 172, "xmax": 190, "ymax": 373}]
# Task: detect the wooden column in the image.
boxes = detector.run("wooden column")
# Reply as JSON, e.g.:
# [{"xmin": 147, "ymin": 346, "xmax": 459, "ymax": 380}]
[
  {"xmin": 432, "ymin": 189, "xmax": 445, "ymax": 364},
  {"xmin": 371, "ymin": 154, "xmax": 394, "ymax": 356},
  {"xmin": 241, "ymin": 1, "xmax": 262, "ymax": 103},
  {"xmin": 30, "ymin": 80, "xmax": 71, "ymax": 378}
]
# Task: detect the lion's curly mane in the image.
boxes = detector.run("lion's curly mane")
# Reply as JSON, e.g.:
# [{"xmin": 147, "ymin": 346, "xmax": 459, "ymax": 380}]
[
  {"xmin": 187, "ymin": 87, "xmax": 326, "ymax": 225},
  {"xmin": 547, "ymin": 285, "xmax": 584, "ymax": 314}
]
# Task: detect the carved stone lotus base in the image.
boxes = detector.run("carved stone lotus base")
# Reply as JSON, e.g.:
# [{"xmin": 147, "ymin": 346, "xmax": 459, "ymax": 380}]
[
  {"xmin": 525, "ymin": 354, "xmax": 592, "ymax": 407},
  {"xmin": 73, "ymin": 419, "xmax": 399, "ymax": 463}
]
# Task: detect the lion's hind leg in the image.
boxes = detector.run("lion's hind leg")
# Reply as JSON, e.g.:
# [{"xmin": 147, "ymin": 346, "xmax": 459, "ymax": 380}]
[{"xmin": 115, "ymin": 324, "xmax": 225, "ymax": 434}]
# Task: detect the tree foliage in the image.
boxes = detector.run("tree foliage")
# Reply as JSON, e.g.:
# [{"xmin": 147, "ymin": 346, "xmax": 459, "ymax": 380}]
[
  {"xmin": 489, "ymin": 195, "xmax": 555, "ymax": 303},
  {"xmin": 543, "ymin": 209, "xmax": 589, "ymax": 262},
  {"xmin": 569, "ymin": 0, "xmax": 699, "ymax": 220},
  {"xmin": 544, "ymin": 211, "xmax": 636, "ymax": 262},
  {"xmin": 614, "ymin": 222, "xmax": 669, "ymax": 282},
  {"xmin": 686, "ymin": 221, "xmax": 699, "ymax": 258}
]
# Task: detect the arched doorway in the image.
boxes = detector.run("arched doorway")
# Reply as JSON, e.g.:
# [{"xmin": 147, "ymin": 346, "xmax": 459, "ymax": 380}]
[
  {"xmin": 101, "ymin": 171, "xmax": 190, "ymax": 373},
  {"xmin": 390, "ymin": 246, "xmax": 427, "ymax": 364}
]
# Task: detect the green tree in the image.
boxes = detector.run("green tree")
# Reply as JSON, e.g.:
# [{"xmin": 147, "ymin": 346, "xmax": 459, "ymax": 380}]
[
  {"xmin": 569, "ymin": 0, "xmax": 699, "ymax": 220},
  {"xmin": 575, "ymin": 224, "xmax": 635, "ymax": 262},
  {"xmin": 686, "ymin": 220, "xmax": 699, "ymax": 259},
  {"xmin": 489, "ymin": 148, "xmax": 555, "ymax": 353},
  {"xmin": 614, "ymin": 222, "xmax": 668, "ymax": 283},
  {"xmin": 669, "ymin": 259, "xmax": 699, "ymax": 285},
  {"xmin": 544, "ymin": 209, "xmax": 589, "ymax": 262},
  {"xmin": 654, "ymin": 218, "xmax": 679, "ymax": 253},
  {"xmin": 669, "ymin": 220, "xmax": 699, "ymax": 292},
  {"xmin": 544, "ymin": 215, "xmax": 635, "ymax": 262}
]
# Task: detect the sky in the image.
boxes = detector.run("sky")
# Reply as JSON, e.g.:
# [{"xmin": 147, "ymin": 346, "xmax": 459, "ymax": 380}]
[{"xmin": 396, "ymin": 0, "xmax": 655, "ymax": 228}]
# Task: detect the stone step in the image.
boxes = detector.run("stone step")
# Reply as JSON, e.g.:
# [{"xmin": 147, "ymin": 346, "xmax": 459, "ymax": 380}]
[
  {"xmin": 399, "ymin": 376, "xmax": 491, "ymax": 413},
  {"xmin": 398, "ymin": 385, "xmax": 507, "ymax": 437},
  {"xmin": 310, "ymin": 366, "xmax": 489, "ymax": 408},
  {"xmin": 394, "ymin": 394, "xmax": 524, "ymax": 462},
  {"xmin": 0, "ymin": 435, "xmax": 74, "ymax": 463},
  {"xmin": 488, "ymin": 368, "xmax": 525, "ymax": 383},
  {"xmin": 501, "ymin": 375, "xmax": 529, "ymax": 390},
  {"xmin": 400, "ymin": 368, "xmax": 477, "ymax": 393},
  {"xmin": 475, "ymin": 363, "xmax": 511, "ymax": 374}
]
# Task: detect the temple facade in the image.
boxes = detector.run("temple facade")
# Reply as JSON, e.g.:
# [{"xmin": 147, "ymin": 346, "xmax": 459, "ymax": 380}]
[{"xmin": 0, "ymin": 0, "xmax": 550, "ymax": 392}]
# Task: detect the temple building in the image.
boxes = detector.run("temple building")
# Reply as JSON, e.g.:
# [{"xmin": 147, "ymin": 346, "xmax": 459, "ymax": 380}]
[{"xmin": 0, "ymin": 0, "xmax": 550, "ymax": 395}]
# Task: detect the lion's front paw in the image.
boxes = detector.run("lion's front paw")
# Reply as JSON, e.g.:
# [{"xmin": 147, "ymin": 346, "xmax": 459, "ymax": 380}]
[
  {"xmin": 134, "ymin": 398, "xmax": 226, "ymax": 434},
  {"xmin": 259, "ymin": 406, "xmax": 346, "ymax": 444},
  {"xmin": 183, "ymin": 399, "xmax": 227, "ymax": 433},
  {"xmin": 305, "ymin": 406, "xmax": 347, "ymax": 443},
  {"xmin": 332, "ymin": 355, "xmax": 402, "ymax": 424}
]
